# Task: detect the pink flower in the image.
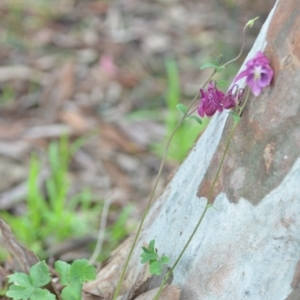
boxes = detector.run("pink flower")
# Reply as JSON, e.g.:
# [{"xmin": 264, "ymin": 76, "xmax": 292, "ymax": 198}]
[
  {"xmin": 198, "ymin": 81, "xmax": 224, "ymax": 117},
  {"xmin": 234, "ymin": 51, "xmax": 273, "ymax": 96},
  {"xmin": 223, "ymin": 84, "xmax": 244, "ymax": 109}
]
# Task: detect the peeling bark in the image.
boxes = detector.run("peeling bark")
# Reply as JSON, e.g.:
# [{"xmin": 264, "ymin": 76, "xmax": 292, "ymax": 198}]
[{"xmin": 84, "ymin": 0, "xmax": 300, "ymax": 299}]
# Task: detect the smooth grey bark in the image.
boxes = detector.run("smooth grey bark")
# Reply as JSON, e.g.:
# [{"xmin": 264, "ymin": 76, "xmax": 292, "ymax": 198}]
[{"xmin": 84, "ymin": 0, "xmax": 300, "ymax": 299}]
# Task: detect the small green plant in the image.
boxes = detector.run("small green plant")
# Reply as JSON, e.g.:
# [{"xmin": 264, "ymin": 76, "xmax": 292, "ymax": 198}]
[
  {"xmin": 6, "ymin": 259, "xmax": 96, "ymax": 300},
  {"xmin": 0, "ymin": 136, "xmax": 99, "ymax": 258},
  {"xmin": 54, "ymin": 259, "xmax": 96, "ymax": 300},
  {"xmin": 0, "ymin": 133, "xmax": 134, "ymax": 263},
  {"xmin": 140, "ymin": 240, "xmax": 169, "ymax": 276},
  {"xmin": 6, "ymin": 261, "xmax": 54, "ymax": 300}
]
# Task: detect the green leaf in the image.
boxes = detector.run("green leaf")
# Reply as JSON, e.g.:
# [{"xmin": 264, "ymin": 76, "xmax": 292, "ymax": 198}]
[
  {"xmin": 30, "ymin": 288, "xmax": 55, "ymax": 300},
  {"xmin": 149, "ymin": 261, "xmax": 162, "ymax": 276},
  {"xmin": 176, "ymin": 104, "xmax": 187, "ymax": 115},
  {"xmin": 140, "ymin": 252, "xmax": 158, "ymax": 264},
  {"xmin": 141, "ymin": 246, "xmax": 150, "ymax": 253},
  {"xmin": 186, "ymin": 116, "xmax": 202, "ymax": 124},
  {"xmin": 160, "ymin": 256, "xmax": 170, "ymax": 265},
  {"xmin": 30, "ymin": 261, "xmax": 51, "ymax": 288},
  {"xmin": 230, "ymin": 111, "xmax": 241, "ymax": 123},
  {"xmin": 69, "ymin": 259, "xmax": 96, "ymax": 283},
  {"xmin": 216, "ymin": 80, "xmax": 228, "ymax": 87},
  {"xmin": 6, "ymin": 284, "xmax": 34, "ymax": 299},
  {"xmin": 148, "ymin": 240, "xmax": 155, "ymax": 253},
  {"xmin": 7, "ymin": 273, "xmax": 32, "ymax": 287},
  {"xmin": 200, "ymin": 62, "xmax": 217, "ymax": 70},
  {"xmin": 6, "ymin": 272, "xmax": 34, "ymax": 300},
  {"xmin": 61, "ymin": 282, "xmax": 82, "ymax": 300},
  {"xmin": 55, "ymin": 260, "xmax": 71, "ymax": 286},
  {"xmin": 216, "ymin": 65, "xmax": 225, "ymax": 73},
  {"xmin": 213, "ymin": 58, "xmax": 220, "ymax": 66}
]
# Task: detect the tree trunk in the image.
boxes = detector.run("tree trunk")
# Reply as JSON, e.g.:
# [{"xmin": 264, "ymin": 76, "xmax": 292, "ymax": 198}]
[{"xmin": 84, "ymin": 0, "xmax": 300, "ymax": 299}]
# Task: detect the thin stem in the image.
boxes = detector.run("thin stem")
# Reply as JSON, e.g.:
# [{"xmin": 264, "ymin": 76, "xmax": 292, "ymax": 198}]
[
  {"xmin": 207, "ymin": 121, "xmax": 238, "ymax": 202},
  {"xmin": 153, "ymin": 121, "xmax": 237, "ymax": 299},
  {"xmin": 188, "ymin": 28, "xmax": 247, "ymax": 119},
  {"xmin": 152, "ymin": 24, "xmax": 252, "ymax": 297},
  {"xmin": 153, "ymin": 202, "xmax": 210, "ymax": 300},
  {"xmin": 112, "ymin": 71, "xmax": 216, "ymax": 300},
  {"xmin": 238, "ymin": 88, "xmax": 251, "ymax": 116},
  {"xmin": 186, "ymin": 106, "xmax": 198, "ymax": 117},
  {"xmin": 89, "ymin": 193, "xmax": 113, "ymax": 265},
  {"xmin": 222, "ymin": 25, "xmax": 248, "ymax": 68},
  {"xmin": 153, "ymin": 89, "xmax": 251, "ymax": 300}
]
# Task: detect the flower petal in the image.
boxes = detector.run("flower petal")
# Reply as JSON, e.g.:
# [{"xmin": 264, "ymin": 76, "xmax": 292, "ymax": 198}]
[
  {"xmin": 251, "ymin": 81, "xmax": 262, "ymax": 96},
  {"xmin": 234, "ymin": 70, "xmax": 248, "ymax": 83},
  {"xmin": 197, "ymin": 103, "xmax": 205, "ymax": 117},
  {"xmin": 245, "ymin": 73, "xmax": 256, "ymax": 86},
  {"xmin": 259, "ymin": 68, "xmax": 273, "ymax": 87},
  {"xmin": 197, "ymin": 81, "xmax": 224, "ymax": 117}
]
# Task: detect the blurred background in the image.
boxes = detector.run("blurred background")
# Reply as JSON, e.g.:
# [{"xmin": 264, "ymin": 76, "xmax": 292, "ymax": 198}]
[{"xmin": 0, "ymin": 0, "xmax": 275, "ymax": 267}]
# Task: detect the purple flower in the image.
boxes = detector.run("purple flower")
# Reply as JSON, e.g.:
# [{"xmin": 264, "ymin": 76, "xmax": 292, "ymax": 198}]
[
  {"xmin": 234, "ymin": 51, "xmax": 273, "ymax": 96},
  {"xmin": 198, "ymin": 81, "xmax": 224, "ymax": 117},
  {"xmin": 223, "ymin": 84, "xmax": 244, "ymax": 109}
]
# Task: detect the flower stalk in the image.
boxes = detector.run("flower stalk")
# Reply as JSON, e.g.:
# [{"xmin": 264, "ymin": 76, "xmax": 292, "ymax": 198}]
[
  {"xmin": 112, "ymin": 71, "xmax": 217, "ymax": 300},
  {"xmin": 113, "ymin": 16, "xmax": 271, "ymax": 300},
  {"xmin": 153, "ymin": 87, "xmax": 251, "ymax": 300}
]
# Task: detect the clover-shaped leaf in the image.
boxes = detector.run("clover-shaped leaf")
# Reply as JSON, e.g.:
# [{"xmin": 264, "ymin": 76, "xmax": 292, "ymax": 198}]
[
  {"xmin": 55, "ymin": 261, "xmax": 70, "ymax": 286},
  {"xmin": 55, "ymin": 259, "xmax": 96, "ymax": 300},
  {"xmin": 69, "ymin": 259, "xmax": 96, "ymax": 283},
  {"xmin": 149, "ymin": 261, "xmax": 162, "ymax": 276},
  {"xmin": 61, "ymin": 282, "xmax": 82, "ymax": 300},
  {"xmin": 6, "ymin": 261, "xmax": 54, "ymax": 300},
  {"xmin": 30, "ymin": 261, "xmax": 51, "ymax": 287}
]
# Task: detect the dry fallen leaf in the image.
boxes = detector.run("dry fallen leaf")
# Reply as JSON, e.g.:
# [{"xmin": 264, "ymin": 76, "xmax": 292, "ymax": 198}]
[
  {"xmin": 126, "ymin": 264, "xmax": 173, "ymax": 300},
  {"xmin": 133, "ymin": 285, "xmax": 180, "ymax": 300},
  {"xmin": 0, "ymin": 218, "xmax": 60, "ymax": 297},
  {"xmin": 0, "ymin": 218, "xmax": 39, "ymax": 273},
  {"xmin": 126, "ymin": 263, "xmax": 152, "ymax": 300},
  {"xmin": 40, "ymin": 60, "xmax": 75, "ymax": 123}
]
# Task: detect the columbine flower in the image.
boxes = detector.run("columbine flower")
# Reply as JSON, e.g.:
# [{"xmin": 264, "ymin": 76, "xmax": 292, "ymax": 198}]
[
  {"xmin": 198, "ymin": 81, "xmax": 224, "ymax": 117},
  {"xmin": 223, "ymin": 84, "xmax": 244, "ymax": 109},
  {"xmin": 234, "ymin": 51, "xmax": 273, "ymax": 96}
]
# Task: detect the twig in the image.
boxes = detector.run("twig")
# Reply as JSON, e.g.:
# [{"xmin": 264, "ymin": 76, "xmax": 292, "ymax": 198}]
[{"xmin": 89, "ymin": 192, "xmax": 114, "ymax": 265}]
